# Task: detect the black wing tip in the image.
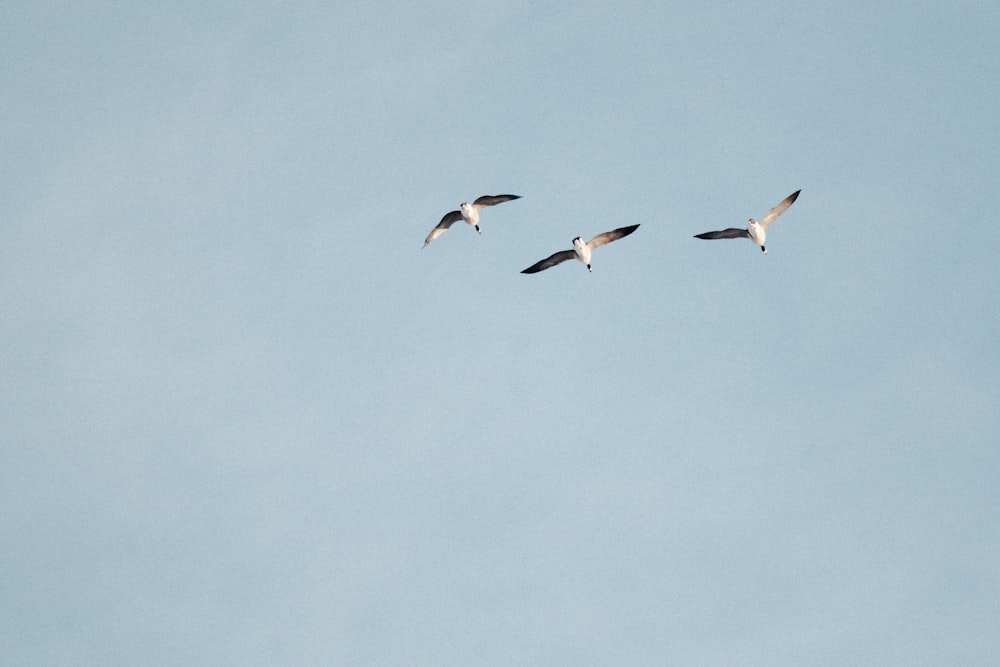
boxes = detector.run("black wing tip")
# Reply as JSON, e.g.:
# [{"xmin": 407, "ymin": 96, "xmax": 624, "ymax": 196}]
[
  {"xmin": 476, "ymin": 194, "xmax": 521, "ymax": 203},
  {"xmin": 619, "ymin": 223, "xmax": 640, "ymax": 235},
  {"xmin": 788, "ymin": 189, "xmax": 801, "ymax": 201},
  {"xmin": 693, "ymin": 228, "xmax": 747, "ymax": 240}
]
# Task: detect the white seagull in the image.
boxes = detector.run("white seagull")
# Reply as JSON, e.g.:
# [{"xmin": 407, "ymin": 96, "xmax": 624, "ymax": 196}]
[
  {"xmin": 521, "ymin": 224, "xmax": 640, "ymax": 274},
  {"xmin": 694, "ymin": 189, "xmax": 801, "ymax": 254},
  {"xmin": 423, "ymin": 194, "xmax": 521, "ymax": 247}
]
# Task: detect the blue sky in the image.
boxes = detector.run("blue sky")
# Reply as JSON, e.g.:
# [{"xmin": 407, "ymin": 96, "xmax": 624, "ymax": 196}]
[{"xmin": 2, "ymin": 2, "xmax": 998, "ymax": 664}]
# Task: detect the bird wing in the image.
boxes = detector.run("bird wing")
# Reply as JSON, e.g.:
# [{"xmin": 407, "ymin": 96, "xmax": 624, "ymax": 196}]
[
  {"xmin": 586, "ymin": 224, "xmax": 640, "ymax": 249},
  {"xmin": 693, "ymin": 228, "xmax": 751, "ymax": 240},
  {"xmin": 422, "ymin": 210, "xmax": 463, "ymax": 247},
  {"xmin": 759, "ymin": 190, "xmax": 801, "ymax": 229},
  {"xmin": 521, "ymin": 249, "xmax": 577, "ymax": 274},
  {"xmin": 472, "ymin": 194, "xmax": 521, "ymax": 208}
]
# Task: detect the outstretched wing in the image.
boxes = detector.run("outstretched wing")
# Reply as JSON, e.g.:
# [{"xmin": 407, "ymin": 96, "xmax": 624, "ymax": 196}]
[
  {"xmin": 521, "ymin": 249, "xmax": 576, "ymax": 274},
  {"xmin": 587, "ymin": 224, "xmax": 640, "ymax": 249},
  {"xmin": 694, "ymin": 228, "xmax": 751, "ymax": 240},
  {"xmin": 423, "ymin": 210, "xmax": 463, "ymax": 247},
  {"xmin": 472, "ymin": 194, "xmax": 521, "ymax": 207},
  {"xmin": 759, "ymin": 189, "xmax": 800, "ymax": 229}
]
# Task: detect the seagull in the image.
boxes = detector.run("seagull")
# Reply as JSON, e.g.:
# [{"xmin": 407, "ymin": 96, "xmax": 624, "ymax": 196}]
[
  {"xmin": 521, "ymin": 224, "xmax": 640, "ymax": 274},
  {"xmin": 694, "ymin": 189, "xmax": 801, "ymax": 254},
  {"xmin": 423, "ymin": 194, "xmax": 521, "ymax": 247}
]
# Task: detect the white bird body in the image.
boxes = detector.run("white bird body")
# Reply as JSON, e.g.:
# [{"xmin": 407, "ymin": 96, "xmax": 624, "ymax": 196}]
[
  {"xmin": 747, "ymin": 219, "xmax": 766, "ymax": 249},
  {"xmin": 459, "ymin": 201, "xmax": 479, "ymax": 227},
  {"xmin": 572, "ymin": 236, "xmax": 592, "ymax": 266}
]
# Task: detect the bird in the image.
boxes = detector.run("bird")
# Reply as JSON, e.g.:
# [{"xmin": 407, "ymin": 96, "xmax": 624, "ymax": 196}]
[
  {"xmin": 694, "ymin": 189, "xmax": 801, "ymax": 254},
  {"xmin": 521, "ymin": 224, "xmax": 640, "ymax": 274},
  {"xmin": 423, "ymin": 194, "xmax": 521, "ymax": 247}
]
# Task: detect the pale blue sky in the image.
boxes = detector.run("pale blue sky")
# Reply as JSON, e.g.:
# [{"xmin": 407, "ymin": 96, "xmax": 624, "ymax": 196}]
[{"xmin": 2, "ymin": 2, "xmax": 998, "ymax": 665}]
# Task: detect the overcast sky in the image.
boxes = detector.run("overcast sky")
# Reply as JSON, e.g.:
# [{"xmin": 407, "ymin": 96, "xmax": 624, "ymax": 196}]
[{"xmin": 2, "ymin": 2, "xmax": 998, "ymax": 664}]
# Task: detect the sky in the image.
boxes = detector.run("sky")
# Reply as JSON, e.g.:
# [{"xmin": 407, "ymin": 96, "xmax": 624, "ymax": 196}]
[{"xmin": 2, "ymin": 1, "xmax": 998, "ymax": 664}]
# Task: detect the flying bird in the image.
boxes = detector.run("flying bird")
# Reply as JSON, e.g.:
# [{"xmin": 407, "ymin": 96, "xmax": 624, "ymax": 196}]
[
  {"xmin": 694, "ymin": 189, "xmax": 801, "ymax": 254},
  {"xmin": 423, "ymin": 194, "xmax": 521, "ymax": 247},
  {"xmin": 521, "ymin": 224, "xmax": 640, "ymax": 274}
]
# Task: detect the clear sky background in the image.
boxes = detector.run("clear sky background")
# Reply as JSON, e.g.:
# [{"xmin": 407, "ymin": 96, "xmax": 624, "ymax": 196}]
[{"xmin": 2, "ymin": 2, "xmax": 998, "ymax": 664}]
